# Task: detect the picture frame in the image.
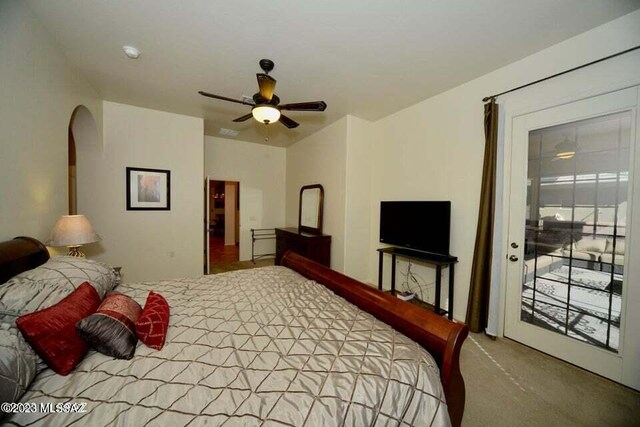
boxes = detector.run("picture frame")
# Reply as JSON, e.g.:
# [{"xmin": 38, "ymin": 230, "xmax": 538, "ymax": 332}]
[{"xmin": 126, "ymin": 167, "xmax": 171, "ymax": 211}]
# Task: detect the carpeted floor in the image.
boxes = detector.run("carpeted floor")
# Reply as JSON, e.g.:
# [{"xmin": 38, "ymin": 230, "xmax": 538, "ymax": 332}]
[
  {"xmin": 462, "ymin": 332, "xmax": 639, "ymax": 426},
  {"xmin": 209, "ymin": 260, "xmax": 640, "ymax": 426}
]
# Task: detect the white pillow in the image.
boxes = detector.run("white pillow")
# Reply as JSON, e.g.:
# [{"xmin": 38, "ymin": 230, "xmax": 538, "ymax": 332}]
[
  {"xmin": 0, "ymin": 256, "xmax": 116, "ymax": 323},
  {"xmin": 0, "ymin": 323, "xmax": 37, "ymax": 404},
  {"xmin": 605, "ymin": 238, "xmax": 625, "ymax": 255},
  {"xmin": 574, "ymin": 237, "xmax": 607, "ymax": 253}
]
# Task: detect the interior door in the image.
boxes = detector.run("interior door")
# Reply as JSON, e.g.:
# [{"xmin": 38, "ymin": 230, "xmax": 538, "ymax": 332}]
[{"xmin": 504, "ymin": 87, "xmax": 638, "ymax": 385}]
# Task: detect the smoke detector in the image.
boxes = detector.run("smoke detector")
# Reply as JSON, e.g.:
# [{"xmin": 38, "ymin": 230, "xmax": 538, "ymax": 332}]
[
  {"xmin": 122, "ymin": 45, "xmax": 141, "ymax": 59},
  {"xmin": 219, "ymin": 128, "xmax": 240, "ymax": 138}
]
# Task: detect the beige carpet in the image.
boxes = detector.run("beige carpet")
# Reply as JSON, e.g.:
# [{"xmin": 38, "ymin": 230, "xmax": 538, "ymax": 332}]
[
  {"xmin": 462, "ymin": 332, "xmax": 640, "ymax": 426},
  {"xmin": 209, "ymin": 261, "xmax": 640, "ymax": 426},
  {"xmin": 208, "ymin": 258, "xmax": 274, "ymax": 274}
]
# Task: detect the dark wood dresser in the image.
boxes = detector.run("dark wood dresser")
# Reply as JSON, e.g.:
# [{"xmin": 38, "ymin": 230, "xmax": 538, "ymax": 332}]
[{"xmin": 275, "ymin": 227, "xmax": 331, "ymax": 267}]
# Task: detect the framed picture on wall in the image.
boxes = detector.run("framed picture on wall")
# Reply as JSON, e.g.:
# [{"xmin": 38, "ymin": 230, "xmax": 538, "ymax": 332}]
[{"xmin": 126, "ymin": 167, "xmax": 171, "ymax": 210}]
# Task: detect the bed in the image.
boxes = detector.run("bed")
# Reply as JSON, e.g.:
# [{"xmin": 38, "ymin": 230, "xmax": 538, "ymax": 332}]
[{"xmin": 0, "ymin": 236, "xmax": 468, "ymax": 426}]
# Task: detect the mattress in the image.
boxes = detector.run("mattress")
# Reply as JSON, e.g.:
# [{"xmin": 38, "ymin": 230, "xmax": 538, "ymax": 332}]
[{"xmin": 6, "ymin": 266, "xmax": 449, "ymax": 426}]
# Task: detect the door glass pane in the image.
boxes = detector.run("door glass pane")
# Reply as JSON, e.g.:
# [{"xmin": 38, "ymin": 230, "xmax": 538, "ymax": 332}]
[{"xmin": 522, "ymin": 111, "xmax": 630, "ymax": 352}]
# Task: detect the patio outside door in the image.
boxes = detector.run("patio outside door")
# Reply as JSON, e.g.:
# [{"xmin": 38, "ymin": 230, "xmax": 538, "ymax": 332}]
[{"xmin": 504, "ymin": 87, "xmax": 639, "ymax": 384}]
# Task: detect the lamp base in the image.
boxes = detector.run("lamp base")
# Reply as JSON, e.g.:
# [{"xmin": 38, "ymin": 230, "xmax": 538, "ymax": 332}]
[{"xmin": 67, "ymin": 246, "xmax": 86, "ymax": 258}]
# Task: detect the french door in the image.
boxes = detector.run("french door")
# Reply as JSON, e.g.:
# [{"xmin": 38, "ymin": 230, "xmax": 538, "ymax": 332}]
[{"xmin": 504, "ymin": 87, "xmax": 639, "ymax": 385}]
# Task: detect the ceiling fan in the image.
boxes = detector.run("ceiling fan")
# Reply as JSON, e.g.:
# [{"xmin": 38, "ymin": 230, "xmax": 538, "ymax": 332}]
[
  {"xmin": 552, "ymin": 136, "xmax": 577, "ymax": 161},
  {"xmin": 199, "ymin": 59, "xmax": 327, "ymax": 129}
]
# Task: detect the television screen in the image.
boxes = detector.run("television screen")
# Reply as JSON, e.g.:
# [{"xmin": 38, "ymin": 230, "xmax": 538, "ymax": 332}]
[{"xmin": 379, "ymin": 201, "xmax": 451, "ymax": 255}]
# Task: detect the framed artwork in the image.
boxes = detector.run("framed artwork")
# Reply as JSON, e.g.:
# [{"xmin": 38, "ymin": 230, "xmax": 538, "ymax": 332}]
[{"xmin": 126, "ymin": 167, "xmax": 170, "ymax": 210}]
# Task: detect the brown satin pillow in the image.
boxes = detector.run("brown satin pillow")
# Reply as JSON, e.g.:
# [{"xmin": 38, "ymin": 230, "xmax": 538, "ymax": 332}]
[{"xmin": 76, "ymin": 292, "xmax": 142, "ymax": 359}]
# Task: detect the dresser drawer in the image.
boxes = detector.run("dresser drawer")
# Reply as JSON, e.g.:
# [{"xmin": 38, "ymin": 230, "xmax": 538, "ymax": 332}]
[{"xmin": 275, "ymin": 228, "xmax": 331, "ymax": 267}]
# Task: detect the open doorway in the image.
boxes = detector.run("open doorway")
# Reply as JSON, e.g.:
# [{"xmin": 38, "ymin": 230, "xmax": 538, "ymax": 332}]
[{"xmin": 207, "ymin": 180, "xmax": 240, "ymax": 267}]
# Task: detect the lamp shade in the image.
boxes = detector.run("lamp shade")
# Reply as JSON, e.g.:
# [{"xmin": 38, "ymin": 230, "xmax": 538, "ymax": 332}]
[
  {"xmin": 252, "ymin": 105, "xmax": 281, "ymax": 124},
  {"xmin": 47, "ymin": 215, "xmax": 101, "ymax": 247}
]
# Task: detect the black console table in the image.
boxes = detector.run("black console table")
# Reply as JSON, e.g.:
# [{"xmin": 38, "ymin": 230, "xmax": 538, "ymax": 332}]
[{"xmin": 377, "ymin": 247, "xmax": 458, "ymax": 320}]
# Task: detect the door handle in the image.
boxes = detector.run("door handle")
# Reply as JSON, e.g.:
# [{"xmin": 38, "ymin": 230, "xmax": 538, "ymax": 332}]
[{"xmin": 509, "ymin": 255, "xmax": 519, "ymax": 262}]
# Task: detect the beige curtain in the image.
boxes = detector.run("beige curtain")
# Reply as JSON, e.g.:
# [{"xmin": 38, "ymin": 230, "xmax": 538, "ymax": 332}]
[{"xmin": 466, "ymin": 99, "xmax": 499, "ymax": 333}]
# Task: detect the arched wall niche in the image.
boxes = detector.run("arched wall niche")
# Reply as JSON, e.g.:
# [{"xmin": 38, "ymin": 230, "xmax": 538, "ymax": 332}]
[{"xmin": 68, "ymin": 105, "xmax": 99, "ymax": 214}]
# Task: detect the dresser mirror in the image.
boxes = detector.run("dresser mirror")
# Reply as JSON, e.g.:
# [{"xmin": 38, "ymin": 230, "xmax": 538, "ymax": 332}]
[{"xmin": 299, "ymin": 184, "xmax": 324, "ymax": 234}]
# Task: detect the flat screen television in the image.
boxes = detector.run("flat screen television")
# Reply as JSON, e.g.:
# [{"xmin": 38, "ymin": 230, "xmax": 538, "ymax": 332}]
[{"xmin": 379, "ymin": 201, "xmax": 451, "ymax": 255}]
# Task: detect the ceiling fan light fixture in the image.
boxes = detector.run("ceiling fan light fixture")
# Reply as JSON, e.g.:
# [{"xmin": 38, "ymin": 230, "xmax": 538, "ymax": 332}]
[
  {"xmin": 199, "ymin": 59, "xmax": 324, "ymax": 130},
  {"xmin": 556, "ymin": 151, "xmax": 575, "ymax": 160},
  {"xmin": 252, "ymin": 105, "xmax": 280, "ymax": 124},
  {"xmin": 555, "ymin": 136, "xmax": 577, "ymax": 160}
]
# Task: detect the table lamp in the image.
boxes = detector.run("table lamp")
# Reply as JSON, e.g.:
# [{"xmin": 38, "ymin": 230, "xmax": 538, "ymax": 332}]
[{"xmin": 47, "ymin": 215, "xmax": 101, "ymax": 257}]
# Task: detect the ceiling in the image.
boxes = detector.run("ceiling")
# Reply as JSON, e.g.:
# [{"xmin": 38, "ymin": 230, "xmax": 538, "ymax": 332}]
[{"xmin": 26, "ymin": 0, "xmax": 640, "ymax": 147}]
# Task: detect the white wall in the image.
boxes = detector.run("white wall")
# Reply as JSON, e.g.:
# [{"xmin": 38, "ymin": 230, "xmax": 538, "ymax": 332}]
[
  {"xmin": 78, "ymin": 101, "xmax": 204, "ymax": 282},
  {"xmin": 286, "ymin": 117, "xmax": 348, "ymax": 271},
  {"xmin": 204, "ymin": 136, "xmax": 286, "ymax": 260},
  {"xmin": 0, "ymin": 0, "xmax": 102, "ymax": 242},
  {"xmin": 363, "ymin": 10, "xmax": 640, "ymax": 323},
  {"xmin": 343, "ymin": 116, "xmax": 375, "ymax": 281}
]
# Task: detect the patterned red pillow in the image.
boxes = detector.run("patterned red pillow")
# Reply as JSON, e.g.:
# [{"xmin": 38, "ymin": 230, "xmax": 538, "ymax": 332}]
[
  {"xmin": 77, "ymin": 292, "xmax": 142, "ymax": 359},
  {"xmin": 135, "ymin": 291, "xmax": 169, "ymax": 350},
  {"xmin": 16, "ymin": 282, "xmax": 100, "ymax": 375}
]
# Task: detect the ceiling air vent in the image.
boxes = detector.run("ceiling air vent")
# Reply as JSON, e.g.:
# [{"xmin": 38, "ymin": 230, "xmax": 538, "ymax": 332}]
[{"xmin": 219, "ymin": 128, "xmax": 240, "ymax": 138}]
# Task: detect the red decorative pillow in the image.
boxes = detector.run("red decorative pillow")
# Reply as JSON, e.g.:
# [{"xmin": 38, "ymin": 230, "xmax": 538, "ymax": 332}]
[
  {"xmin": 77, "ymin": 292, "xmax": 142, "ymax": 359},
  {"xmin": 16, "ymin": 282, "xmax": 100, "ymax": 375},
  {"xmin": 136, "ymin": 291, "xmax": 170, "ymax": 350}
]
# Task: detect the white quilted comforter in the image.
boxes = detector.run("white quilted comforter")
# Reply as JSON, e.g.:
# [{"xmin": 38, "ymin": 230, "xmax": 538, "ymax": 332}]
[{"xmin": 7, "ymin": 266, "xmax": 449, "ymax": 426}]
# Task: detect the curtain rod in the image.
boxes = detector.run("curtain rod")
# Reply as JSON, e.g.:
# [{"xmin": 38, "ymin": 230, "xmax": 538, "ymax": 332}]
[{"xmin": 482, "ymin": 44, "xmax": 640, "ymax": 103}]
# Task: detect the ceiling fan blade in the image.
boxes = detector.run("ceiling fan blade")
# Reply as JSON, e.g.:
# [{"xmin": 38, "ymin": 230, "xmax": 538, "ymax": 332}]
[
  {"xmin": 232, "ymin": 113, "xmax": 253, "ymax": 122},
  {"xmin": 199, "ymin": 91, "xmax": 253, "ymax": 106},
  {"xmin": 279, "ymin": 114, "xmax": 299, "ymax": 129},
  {"xmin": 257, "ymin": 74, "xmax": 276, "ymax": 102},
  {"xmin": 279, "ymin": 101, "xmax": 327, "ymax": 111}
]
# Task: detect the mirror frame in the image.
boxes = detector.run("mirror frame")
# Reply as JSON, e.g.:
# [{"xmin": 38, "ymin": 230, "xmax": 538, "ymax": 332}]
[{"xmin": 298, "ymin": 184, "xmax": 324, "ymax": 234}]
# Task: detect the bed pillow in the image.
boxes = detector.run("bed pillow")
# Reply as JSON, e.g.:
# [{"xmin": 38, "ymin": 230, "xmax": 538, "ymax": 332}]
[
  {"xmin": 136, "ymin": 291, "xmax": 170, "ymax": 350},
  {"xmin": 0, "ymin": 256, "xmax": 117, "ymax": 324},
  {"xmin": 77, "ymin": 292, "xmax": 142, "ymax": 360},
  {"xmin": 0, "ymin": 323, "xmax": 38, "ymax": 404},
  {"xmin": 605, "ymin": 238, "xmax": 625, "ymax": 255},
  {"xmin": 574, "ymin": 237, "xmax": 607, "ymax": 253},
  {"xmin": 15, "ymin": 282, "xmax": 101, "ymax": 376}
]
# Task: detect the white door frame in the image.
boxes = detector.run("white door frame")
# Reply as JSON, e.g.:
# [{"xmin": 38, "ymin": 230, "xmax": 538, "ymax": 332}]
[
  {"xmin": 505, "ymin": 87, "xmax": 637, "ymax": 383},
  {"xmin": 497, "ymin": 79, "xmax": 640, "ymax": 334},
  {"xmin": 496, "ymin": 78, "xmax": 640, "ymax": 389},
  {"xmin": 206, "ymin": 178, "xmax": 242, "ymax": 263}
]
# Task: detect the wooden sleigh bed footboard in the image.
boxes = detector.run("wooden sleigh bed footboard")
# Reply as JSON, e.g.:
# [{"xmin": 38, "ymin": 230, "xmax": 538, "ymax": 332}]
[{"xmin": 282, "ymin": 251, "xmax": 469, "ymax": 427}]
